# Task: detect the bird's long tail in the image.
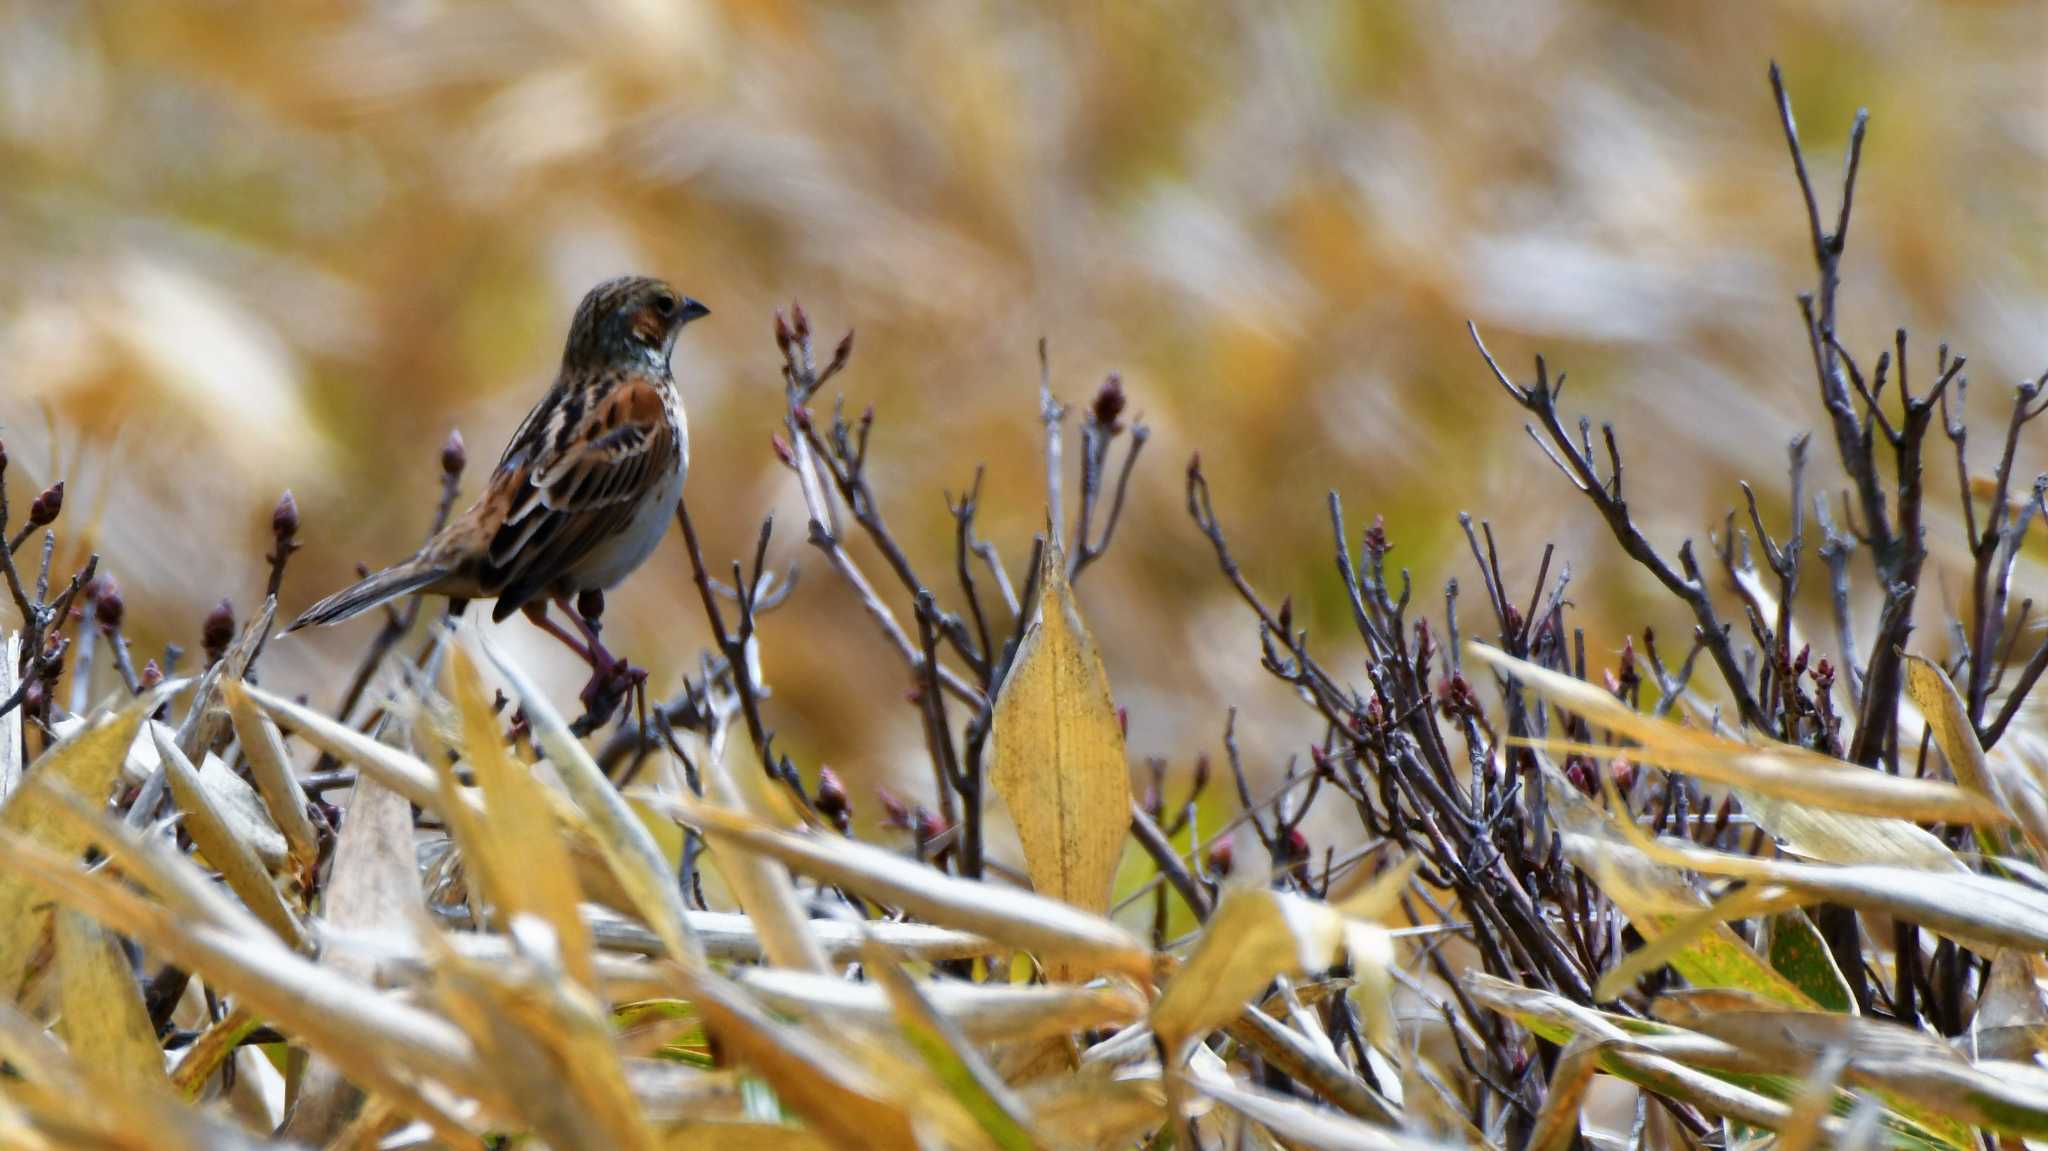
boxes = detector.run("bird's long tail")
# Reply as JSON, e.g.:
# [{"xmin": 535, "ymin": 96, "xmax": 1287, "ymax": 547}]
[{"xmin": 284, "ymin": 560, "xmax": 452, "ymax": 633}]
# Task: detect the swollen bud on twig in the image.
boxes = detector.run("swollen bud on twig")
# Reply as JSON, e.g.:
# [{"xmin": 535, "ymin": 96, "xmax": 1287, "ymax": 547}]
[
  {"xmin": 773, "ymin": 309, "xmax": 794, "ymax": 356},
  {"xmin": 1090, "ymin": 373, "xmax": 1127, "ymax": 433},
  {"xmin": 1207, "ymin": 838, "xmax": 1234, "ymax": 878},
  {"xmin": 92, "ymin": 576, "xmax": 124, "ymax": 631},
  {"xmin": 203, "ymin": 599, "xmax": 236, "ymax": 666},
  {"xmin": 272, "ymin": 489, "xmax": 300, "ymax": 543},
  {"xmin": 815, "ymin": 767, "xmax": 851, "ymax": 833},
  {"xmin": 441, "ymin": 429, "xmax": 468, "ymax": 476},
  {"xmin": 139, "ymin": 659, "xmax": 164, "ymax": 691},
  {"xmin": 28, "ymin": 481, "xmax": 63, "ymax": 529}
]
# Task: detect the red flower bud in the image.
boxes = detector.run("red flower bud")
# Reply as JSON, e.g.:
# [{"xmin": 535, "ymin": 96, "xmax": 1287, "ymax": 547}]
[
  {"xmin": 815, "ymin": 767, "xmax": 849, "ymax": 820},
  {"xmin": 272, "ymin": 489, "xmax": 300, "ymax": 541},
  {"xmin": 92, "ymin": 576, "xmax": 124, "ymax": 630},
  {"xmin": 1090, "ymin": 373, "xmax": 1127, "ymax": 432},
  {"xmin": 203, "ymin": 599, "xmax": 236, "ymax": 665},
  {"xmin": 441, "ymin": 429, "xmax": 468, "ymax": 476},
  {"xmin": 1207, "ymin": 839, "xmax": 1234, "ymax": 877},
  {"xmin": 28, "ymin": 481, "xmax": 63, "ymax": 528}
]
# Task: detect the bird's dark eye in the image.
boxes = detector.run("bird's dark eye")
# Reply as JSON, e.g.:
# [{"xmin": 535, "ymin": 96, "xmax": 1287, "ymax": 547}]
[{"xmin": 652, "ymin": 293, "xmax": 676, "ymax": 318}]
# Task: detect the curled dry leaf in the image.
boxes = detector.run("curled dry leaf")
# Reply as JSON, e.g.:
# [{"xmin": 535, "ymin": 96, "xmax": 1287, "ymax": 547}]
[
  {"xmin": 222, "ymin": 678, "xmax": 319, "ymax": 874},
  {"xmin": 153, "ymin": 725, "xmax": 304, "ymax": 948},
  {"xmin": 54, "ymin": 908, "xmax": 163, "ymax": 1094},
  {"xmin": 990, "ymin": 540, "xmax": 1133, "ymax": 943},
  {"xmin": 736, "ymin": 967, "xmax": 1144, "ymax": 1044},
  {"xmin": 484, "ymin": 636, "xmax": 705, "ymax": 970},
  {"xmin": 0, "ymin": 689, "xmax": 159, "ymax": 997},
  {"xmin": 1470, "ymin": 642, "xmax": 2012, "ymax": 826},
  {"xmin": 445, "ymin": 645, "xmax": 597, "ymax": 990},
  {"xmin": 641, "ymin": 791, "xmax": 1152, "ymax": 979}
]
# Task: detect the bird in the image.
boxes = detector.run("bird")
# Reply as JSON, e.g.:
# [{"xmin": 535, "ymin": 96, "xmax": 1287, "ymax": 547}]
[{"xmin": 285, "ymin": 275, "xmax": 708, "ymax": 647}]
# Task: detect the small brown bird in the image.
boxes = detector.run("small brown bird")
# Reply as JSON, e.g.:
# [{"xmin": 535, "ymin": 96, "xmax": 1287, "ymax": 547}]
[{"xmin": 286, "ymin": 276, "xmax": 707, "ymax": 642}]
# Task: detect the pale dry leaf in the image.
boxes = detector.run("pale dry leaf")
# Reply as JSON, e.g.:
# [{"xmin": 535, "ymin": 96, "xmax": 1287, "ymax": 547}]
[
  {"xmin": 1187, "ymin": 1073, "xmax": 1454, "ymax": 1151},
  {"xmin": 153, "ymin": 726, "xmax": 304, "ymax": 948},
  {"xmin": 1471, "ymin": 643, "xmax": 2011, "ymax": 826},
  {"xmin": 446, "ymin": 645, "xmax": 598, "ymax": 990},
  {"xmin": 222, "ymin": 678, "xmax": 319, "ymax": 873},
  {"xmin": 990, "ymin": 540, "xmax": 1132, "ymax": 934},
  {"xmin": 0, "ymin": 829, "xmax": 496, "ymax": 1131},
  {"xmin": 735, "ymin": 967, "xmax": 1144, "ymax": 1044},
  {"xmin": 1525, "ymin": 1034, "xmax": 1601, "ymax": 1151},
  {"xmin": 670, "ymin": 963, "xmax": 922, "ymax": 1151},
  {"xmin": 862, "ymin": 938, "xmax": 1039, "ymax": 1151},
  {"xmin": 281, "ymin": 712, "xmax": 427, "ymax": 1144},
  {"xmin": 0, "ymin": 690, "xmax": 157, "ymax": 997},
  {"xmin": 483, "ymin": 637, "xmax": 706, "ymax": 970},
  {"xmin": 1152, "ymin": 887, "xmax": 1345, "ymax": 1056},
  {"xmin": 641, "ymin": 792, "xmax": 1152, "ymax": 978},
  {"xmin": 699, "ymin": 712, "xmax": 829, "ymax": 973},
  {"xmin": 54, "ymin": 908, "xmax": 164, "ymax": 1093}
]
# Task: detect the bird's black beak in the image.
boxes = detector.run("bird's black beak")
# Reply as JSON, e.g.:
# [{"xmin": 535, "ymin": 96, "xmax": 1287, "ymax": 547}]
[{"xmin": 678, "ymin": 297, "xmax": 710, "ymax": 324}]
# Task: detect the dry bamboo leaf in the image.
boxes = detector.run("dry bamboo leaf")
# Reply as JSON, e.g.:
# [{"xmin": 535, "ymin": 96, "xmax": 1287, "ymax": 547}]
[
  {"xmin": 1020, "ymin": 1073, "xmax": 1166, "ymax": 1150},
  {"xmin": 990, "ymin": 541, "xmax": 1132, "ymax": 937},
  {"xmin": 699, "ymin": 715, "xmax": 829, "ymax": 973},
  {"xmin": 1603, "ymin": 789, "xmax": 2048, "ymax": 952},
  {"xmin": 1187, "ymin": 1073, "xmax": 1452, "ymax": 1151},
  {"xmin": 642, "ymin": 792, "xmax": 1152, "ymax": 978},
  {"xmin": 1905, "ymin": 653, "xmax": 2048, "ymax": 860},
  {"xmin": 1525, "ymin": 1034, "xmax": 1601, "ymax": 1151},
  {"xmin": 1546, "ymin": 756, "xmax": 1821, "ymax": 1009},
  {"xmin": 447, "ymin": 645, "xmax": 597, "ymax": 990},
  {"xmin": 1464, "ymin": 974, "xmax": 1807, "ymax": 1133},
  {"xmin": 736, "ymin": 968, "xmax": 1143, "ymax": 1044},
  {"xmin": 0, "ymin": 829, "xmax": 495, "ymax": 1136},
  {"xmin": 592, "ymin": 907, "xmax": 997, "ymax": 965},
  {"xmin": 153, "ymin": 726, "xmax": 304, "ymax": 948},
  {"xmin": 428, "ymin": 920, "xmax": 657, "ymax": 1151},
  {"xmin": 0, "ymin": 1001, "xmax": 269, "ymax": 1151},
  {"xmin": 1658, "ymin": 1007, "xmax": 2048, "ymax": 1137},
  {"xmin": 1471, "ymin": 643, "xmax": 2011, "ymax": 826},
  {"xmin": 1223, "ymin": 1006, "xmax": 1397, "ymax": 1125},
  {"xmin": 242, "ymin": 682, "xmax": 454, "ymax": 812},
  {"xmin": 1735, "ymin": 791, "xmax": 1963, "ymax": 871},
  {"xmin": 222, "ymin": 679, "xmax": 318, "ymax": 873},
  {"xmin": 862, "ymin": 939, "xmax": 1040, "ymax": 1151},
  {"xmin": 0, "ymin": 691, "xmax": 156, "ymax": 998},
  {"xmin": 1592, "ymin": 883, "xmax": 1808, "ymax": 1003},
  {"xmin": 1152, "ymin": 888, "xmax": 1345, "ymax": 1056},
  {"xmin": 281, "ymin": 712, "xmax": 427, "ymax": 1143},
  {"xmin": 483, "ymin": 638, "xmax": 705, "ymax": 970},
  {"xmin": 168, "ymin": 1006, "xmax": 263, "ymax": 1099},
  {"xmin": 1775, "ymin": 1048, "xmax": 1851, "ymax": 1151},
  {"xmin": 656, "ymin": 1121, "xmax": 834, "ymax": 1150},
  {"xmin": 53, "ymin": 908, "xmax": 164, "ymax": 1093},
  {"xmin": 670, "ymin": 964, "xmax": 922, "ymax": 1151},
  {"xmin": 1903, "ymin": 654, "xmax": 2000, "ymax": 800}
]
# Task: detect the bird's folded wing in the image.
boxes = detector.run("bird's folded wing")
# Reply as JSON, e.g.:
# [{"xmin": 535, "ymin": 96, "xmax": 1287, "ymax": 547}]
[{"xmin": 483, "ymin": 374, "xmax": 679, "ymax": 605}]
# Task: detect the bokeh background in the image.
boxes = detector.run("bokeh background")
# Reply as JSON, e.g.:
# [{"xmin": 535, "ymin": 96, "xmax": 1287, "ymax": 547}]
[{"xmin": 3, "ymin": 0, "xmax": 2043, "ymax": 803}]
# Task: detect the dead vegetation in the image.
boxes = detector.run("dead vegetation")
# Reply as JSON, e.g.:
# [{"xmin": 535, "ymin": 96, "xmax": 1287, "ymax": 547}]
[{"xmin": 0, "ymin": 66, "xmax": 2044, "ymax": 1151}]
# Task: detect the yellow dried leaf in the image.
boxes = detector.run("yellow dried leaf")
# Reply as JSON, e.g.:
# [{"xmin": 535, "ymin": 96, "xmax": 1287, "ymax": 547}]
[
  {"xmin": 54, "ymin": 908, "xmax": 164, "ymax": 1093},
  {"xmin": 446, "ymin": 645, "xmax": 597, "ymax": 990},
  {"xmin": 0, "ymin": 693, "xmax": 156, "ymax": 998},
  {"xmin": 991, "ymin": 542, "xmax": 1131, "ymax": 930}
]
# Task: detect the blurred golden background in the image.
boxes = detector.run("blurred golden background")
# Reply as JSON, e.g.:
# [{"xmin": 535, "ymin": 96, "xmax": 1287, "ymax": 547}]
[{"xmin": 2, "ymin": 1, "xmax": 2043, "ymax": 799}]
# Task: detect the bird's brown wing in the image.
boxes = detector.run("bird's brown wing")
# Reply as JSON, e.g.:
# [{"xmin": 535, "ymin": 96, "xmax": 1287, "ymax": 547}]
[{"xmin": 479, "ymin": 371, "xmax": 679, "ymax": 619}]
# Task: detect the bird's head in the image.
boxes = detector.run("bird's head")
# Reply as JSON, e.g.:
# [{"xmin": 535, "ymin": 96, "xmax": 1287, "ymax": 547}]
[{"xmin": 563, "ymin": 275, "xmax": 709, "ymax": 371}]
